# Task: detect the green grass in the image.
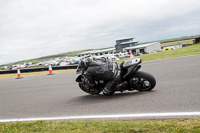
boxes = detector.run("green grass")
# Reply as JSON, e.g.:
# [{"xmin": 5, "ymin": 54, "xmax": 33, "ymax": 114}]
[
  {"xmin": 0, "ymin": 118, "xmax": 200, "ymax": 132},
  {"xmin": 118, "ymin": 43, "xmax": 200, "ymax": 63}
]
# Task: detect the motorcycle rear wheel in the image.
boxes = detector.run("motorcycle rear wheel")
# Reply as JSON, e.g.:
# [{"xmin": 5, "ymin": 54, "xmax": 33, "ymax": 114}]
[
  {"xmin": 79, "ymin": 83, "xmax": 101, "ymax": 95},
  {"xmin": 129, "ymin": 71, "xmax": 156, "ymax": 91}
]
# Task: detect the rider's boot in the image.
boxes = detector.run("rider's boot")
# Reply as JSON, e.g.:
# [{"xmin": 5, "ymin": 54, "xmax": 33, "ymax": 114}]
[
  {"xmin": 103, "ymin": 81, "xmax": 115, "ymax": 96},
  {"xmin": 103, "ymin": 76, "xmax": 121, "ymax": 96},
  {"xmin": 116, "ymin": 81, "xmax": 128, "ymax": 92}
]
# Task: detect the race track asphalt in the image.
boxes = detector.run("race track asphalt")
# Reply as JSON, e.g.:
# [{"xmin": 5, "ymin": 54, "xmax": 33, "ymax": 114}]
[{"xmin": 0, "ymin": 55, "xmax": 200, "ymax": 120}]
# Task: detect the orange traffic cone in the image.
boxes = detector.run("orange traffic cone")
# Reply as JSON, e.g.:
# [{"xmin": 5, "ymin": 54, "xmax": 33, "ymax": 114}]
[
  {"xmin": 48, "ymin": 62, "xmax": 54, "ymax": 75},
  {"xmin": 16, "ymin": 67, "xmax": 23, "ymax": 79},
  {"xmin": 130, "ymin": 51, "xmax": 134, "ymax": 58}
]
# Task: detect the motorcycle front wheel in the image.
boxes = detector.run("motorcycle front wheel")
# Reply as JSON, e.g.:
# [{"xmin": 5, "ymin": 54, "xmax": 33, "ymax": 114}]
[
  {"xmin": 129, "ymin": 71, "xmax": 156, "ymax": 91},
  {"xmin": 79, "ymin": 83, "xmax": 101, "ymax": 95}
]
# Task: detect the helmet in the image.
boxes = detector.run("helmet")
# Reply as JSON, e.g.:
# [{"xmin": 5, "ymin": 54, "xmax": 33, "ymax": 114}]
[{"xmin": 80, "ymin": 58, "xmax": 92, "ymax": 71}]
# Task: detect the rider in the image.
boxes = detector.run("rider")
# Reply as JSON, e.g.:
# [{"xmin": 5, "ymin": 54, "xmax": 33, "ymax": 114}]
[{"xmin": 80, "ymin": 57, "xmax": 121, "ymax": 95}]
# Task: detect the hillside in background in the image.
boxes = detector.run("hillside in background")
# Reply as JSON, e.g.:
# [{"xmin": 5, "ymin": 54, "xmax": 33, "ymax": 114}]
[
  {"xmin": 1, "ymin": 47, "xmax": 114, "ymax": 66},
  {"xmin": 140, "ymin": 34, "xmax": 200, "ymax": 44},
  {"xmin": 2, "ymin": 49, "xmax": 92, "ymax": 66},
  {"xmin": 159, "ymin": 34, "xmax": 200, "ymax": 43},
  {"xmin": 1, "ymin": 34, "xmax": 200, "ymax": 66}
]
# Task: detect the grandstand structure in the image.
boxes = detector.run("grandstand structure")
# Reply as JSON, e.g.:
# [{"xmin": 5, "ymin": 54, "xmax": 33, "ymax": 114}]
[{"xmin": 115, "ymin": 37, "xmax": 138, "ymax": 52}]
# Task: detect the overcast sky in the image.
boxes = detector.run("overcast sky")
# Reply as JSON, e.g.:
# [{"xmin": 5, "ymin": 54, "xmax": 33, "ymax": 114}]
[{"xmin": 0, "ymin": 0, "xmax": 200, "ymax": 65}]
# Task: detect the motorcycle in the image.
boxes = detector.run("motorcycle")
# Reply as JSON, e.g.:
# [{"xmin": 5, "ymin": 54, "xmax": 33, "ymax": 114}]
[{"xmin": 75, "ymin": 57, "xmax": 156, "ymax": 96}]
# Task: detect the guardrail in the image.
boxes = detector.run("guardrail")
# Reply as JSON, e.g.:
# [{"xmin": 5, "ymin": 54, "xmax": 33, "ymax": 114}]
[{"xmin": 0, "ymin": 65, "xmax": 78, "ymax": 74}]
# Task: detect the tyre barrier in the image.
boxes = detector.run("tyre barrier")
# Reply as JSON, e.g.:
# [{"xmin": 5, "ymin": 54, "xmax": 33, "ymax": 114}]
[{"xmin": 0, "ymin": 65, "xmax": 78, "ymax": 74}]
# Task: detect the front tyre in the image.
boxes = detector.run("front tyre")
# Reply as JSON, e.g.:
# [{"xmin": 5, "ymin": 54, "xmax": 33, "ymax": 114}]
[
  {"xmin": 129, "ymin": 71, "xmax": 156, "ymax": 91},
  {"xmin": 103, "ymin": 90, "xmax": 115, "ymax": 96},
  {"xmin": 79, "ymin": 83, "xmax": 101, "ymax": 95}
]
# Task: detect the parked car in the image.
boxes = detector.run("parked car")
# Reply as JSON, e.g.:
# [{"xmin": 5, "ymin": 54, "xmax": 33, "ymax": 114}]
[
  {"xmin": 59, "ymin": 60, "xmax": 71, "ymax": 66},
  {"xmin": 9, "ymin": 65, "xmax": 18, "ymax": 70},
  {"xmin": 163, "ymin": 46, "xmax": 175, "ymax": 51},
  {"xmin": 115, "ymin": 53, "xmax": 130, "ymax": 59},
  {"xmin": 134, "ymin": 53, "xmax": 143, "ymax": 56},
  {"xmin": 38, "ymin": 62, "xmax": 44, "ymax": 65}
]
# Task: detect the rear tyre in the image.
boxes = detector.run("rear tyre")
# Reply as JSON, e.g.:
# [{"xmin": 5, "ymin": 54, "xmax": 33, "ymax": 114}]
[{"xmin": 129, "ymin": 71, "xmax": 156, "ymax": 91}]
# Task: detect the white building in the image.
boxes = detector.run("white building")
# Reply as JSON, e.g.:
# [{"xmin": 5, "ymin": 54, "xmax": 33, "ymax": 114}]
[
  {"xmin": 171, "ymin": 44, "xmax": 182, "ymax": 49},
  {"xmin": 77, "ymin": 48, "xmax": 116, "ymax": 57},
  {"xmin": 123, "ymin": 42, "xmax": 161, "ymax": 54}
]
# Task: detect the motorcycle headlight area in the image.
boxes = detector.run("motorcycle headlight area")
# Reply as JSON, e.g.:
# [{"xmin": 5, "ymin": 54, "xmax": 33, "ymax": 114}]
[{"xmin": 123, "ymin": 58, "xmax": 141, "ymax": 68}]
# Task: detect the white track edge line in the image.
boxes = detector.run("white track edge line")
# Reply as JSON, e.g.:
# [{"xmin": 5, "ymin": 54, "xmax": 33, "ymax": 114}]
[{"xmin": 1, "ymin": 112, "xmax": 200, "ymax": 123}]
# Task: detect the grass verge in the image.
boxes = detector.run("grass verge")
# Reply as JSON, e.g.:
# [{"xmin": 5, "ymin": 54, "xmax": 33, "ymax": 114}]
[
  {"xmin": 0, "ymin": 69, "xmax": 75, "ymax": 79},
  {"xmin": 0, "ymin": 118, "xmax": 200, "ymax": 132},
  {"xmin": 118, "ymin": 43, "xmax": 200, "ymax": 63}
]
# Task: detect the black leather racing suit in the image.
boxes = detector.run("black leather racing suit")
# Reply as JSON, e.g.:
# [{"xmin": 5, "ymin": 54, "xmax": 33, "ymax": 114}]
[{"xmin": 85, "ymin": 59, "xmax": 121, "ymax": 94}]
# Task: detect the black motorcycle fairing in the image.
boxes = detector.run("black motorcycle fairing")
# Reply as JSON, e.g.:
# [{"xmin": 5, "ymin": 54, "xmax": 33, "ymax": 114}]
[
  {"xmin": 75, "ymin": 73, "xmax": 83, "ymax": 83},
  {"xmin": 123, "ymin": 64, "xmax": 138, "ymax": 79}
]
